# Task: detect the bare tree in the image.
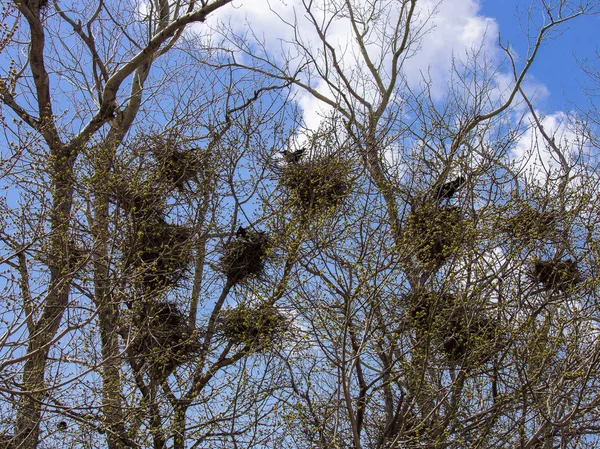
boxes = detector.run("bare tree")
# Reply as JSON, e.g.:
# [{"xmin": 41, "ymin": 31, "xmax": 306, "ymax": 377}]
[
  {"xmin": 0, "ymin": 0, "xmax": 301, "ymax": 448},
  {"xmin": 212, "ymin": 0, "xmax": 600, "ymax": 447},
  {"xmin": 2, "ymin": 0, "xmax": 600, "ymax": 448}
]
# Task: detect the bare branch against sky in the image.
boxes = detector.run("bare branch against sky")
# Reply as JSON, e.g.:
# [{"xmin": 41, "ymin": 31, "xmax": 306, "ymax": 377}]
[{"xmin": 1, "ymin": 0, "xmax": 600, "ymax": 447}]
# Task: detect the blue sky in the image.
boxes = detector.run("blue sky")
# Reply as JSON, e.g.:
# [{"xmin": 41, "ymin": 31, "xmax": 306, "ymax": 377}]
[
  {"xmin": 480, "ymin": 0, "xmax": 599, "ymax": 113},
  {"xmin": 200, "ymin": 0, "xmax": 599, "ymax": 183},
  {"xmin": 205, "ymin": 0, "xmax": 599, "ymax": 136}
]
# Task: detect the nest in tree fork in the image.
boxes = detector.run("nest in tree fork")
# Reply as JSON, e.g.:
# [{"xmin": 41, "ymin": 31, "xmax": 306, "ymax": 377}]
[
  {"xmin": 408, "ymin": 291, "xmax": 499, "ymax": 365},
  {"xmin": 149, "ymin": 138, "xmax": 202, "ymax": 190},
  {"xmin": 280, "ymin": 156, "xmax": 350, "ymax": 215},
  {"xmin": 532, "ymin": 259, "xmax": 581, "ymax": 292},
  {"xmin": 110, "ymin": 178, "xmax": 165, "ymax": 223},
  {"xmin": 220, "ymin": 231, "xmax": 270, "ymax": 284},
  {"xmin": 405, "ymin": 204, "xmax": 465, "ymax": 268},
  {"xmin": 440, "ymin": 307, "xmax": 498, "ymax": 363},
  {"xmin": 131, "ymin": 301, "xmax": 201, "ymax": 378},
  {"xmin": 129, "ymin": 219, "xmax": 192, "ymax": 292},
  {"xmin": 504, "ymin": 206, "xmax": 558, "ymax": 242},
  {"xmin": 408, "ymin": 290, "xmax": 456, "ymax": 332},
  {"xmin": 218, "ymin": 302, "xmax": 289, "ymax": 351}
]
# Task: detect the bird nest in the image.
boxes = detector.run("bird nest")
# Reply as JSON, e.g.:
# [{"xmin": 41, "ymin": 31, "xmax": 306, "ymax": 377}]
[
  {"xmin": 149, "ymin": 136, "xmax": 203, "ymax": 190},
  {"xmin": 219, "ymin": 230, "xmax": 270, "ymax": 284},
  {"xmin": 110, "ymin": 177, "xmax": 165, "ymax": 223},
  {"xmin": 405, "ymin": 204, "xmax": 467, "ymax": 268},
  {"xmin": 280, "ymin": 156, "xmax": 351, "ymax": 215},
  {"xmin": 440, "ymin": 307, "xmax": 498, "ymax": 363},
  {"xmin": 531, "ymin": 258, "xmax": 581, "ymax": 292},
  {"xmin": 218, "ymin": 302, "xmax": 289, "ymax": 351},
  {"xmin": 408, "ymin": 291, "xmax": 499, "ymax": 365},
  {"xmin": 408, "ymin": 290, "xmax": 455, "ymax": 332},
  {"xmin": 67, "ymin": 241, "xmax": 88, "ymax": 270},
  {"xmin": 504, "ymin": 206, "xmax": 558, "ymax": 242},
  {"xmin": 131, "ymin": 301, "xmax": 201, "ymax": 378},
  {"xmin": 127, "ymin": 220, "xmax": 193, "ymax": 292}
]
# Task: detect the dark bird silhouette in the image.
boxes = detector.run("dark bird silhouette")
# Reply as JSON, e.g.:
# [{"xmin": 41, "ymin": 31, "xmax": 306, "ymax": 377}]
[
  {"xmin": 281, "ymin": 148, "xmax": 306, "ymax": 163},
  {"xmin": 436, "ymin": 176, "xmax": 466, "ymax": 201},
  {"xmin": 236, "ymin": 226, "xmax": 248, "ymax": 239},
  {"xmin": 57, "ymin": 421, "xmax": 67, "ymax": 431}
]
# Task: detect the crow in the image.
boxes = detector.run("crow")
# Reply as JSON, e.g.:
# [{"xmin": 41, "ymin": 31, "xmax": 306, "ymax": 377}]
[
  {"xmin": 236, "ymin": 226, "xmax": 248, "ymax": 239},
  {"xmin": 281, "ymin": 148, "xmax": 306, "ymax": 163},
  {"xmin": 436, "ymin": 176, "xmax": 466, "ymax": 201}
]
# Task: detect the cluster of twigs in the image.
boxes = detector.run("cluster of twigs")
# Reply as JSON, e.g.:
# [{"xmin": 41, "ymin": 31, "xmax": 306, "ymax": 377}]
[
  {"xmin": 405, "ymin": 203, "xmax": 466, "ymax": 269},
  {"xmin": 502, "ymin": 198, "xmax": 583, "ymax": 293},
  {"xmin": 130, "ymin": 301, "xmax": 201, "ymax": 379},
  {"xmin": 132, "ymin": 220, "xmax": 192, "ymax": 291},
  {"xmin": 409, "ymin": 291, "xmax": 499, "ymax": 365},
  {"xmin": 217, "ymin": 301, "xmax": 289, "ymax": 351},
  {"xmin": 110, "ymin": 172, "xmax": 193, "ymax": 293},
  {"xmin": 219, "ymin": 230, "xmax": 270, "ymax": 284},
  {"xmin": 505, "ymin": 205, "xmax": 559, "ymax": 243},
  {"xmin": 531, "ymin": 258, "xmax": 581, "ymax": 292},
  {"xmin": 280, "ymin": 155, "xmax": 351, "ymax": 216},
  {"xmin": 148, "ymin": 135, "xmax": 205, "ymax": 191}
]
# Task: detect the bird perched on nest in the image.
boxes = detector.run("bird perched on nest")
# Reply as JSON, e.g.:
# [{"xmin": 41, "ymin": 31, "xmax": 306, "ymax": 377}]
[
  {"xmin": 236, "ymin": 226, "xmax": 249, "ymax": 239},
  {"xmin": 436, "ymin": 176, "xmax": 466, "ymax": 202},
  {"xmin": 281, "ymin": 148, "xmax": 306, "ymax": 163}
]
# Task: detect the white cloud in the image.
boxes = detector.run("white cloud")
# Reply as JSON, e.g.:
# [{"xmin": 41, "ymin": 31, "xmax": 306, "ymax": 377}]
[
  {"xmin": 511, "ymin": 111, "xmax": 584, "ymax": 184},
  {"xmin": 402, "ymin": 0, "xmax": 499, "ymax": 95},
  {"xmin": 205, "ymin": 0, "xmax": 508, "ymax": 127},
  {"xmin": 202, "ymin": 0, "xmax": 579, "ymax": 186}
]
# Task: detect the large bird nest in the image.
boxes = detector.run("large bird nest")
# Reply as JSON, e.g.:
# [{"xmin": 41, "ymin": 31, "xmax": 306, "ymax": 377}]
[
  {"xmin": 131, "ymin": 301, "xmax": 201, "ymax": 378},
  {"xmin": 127, "ymin": 219, "xmax": 193, "ymax": 292},
  {"xmin": 149, "ymin": 136, "xmax": 203, "ymax": 190},
  {"xmin": 280, "ymin": 155, "xmax": 351, "ymax": 215},
  {"xmin": 440, "ymin": 307, "xmax": 498, "ymax": 363},
  {"xmin": 67, "ymin": 241, "xmax": 88, "ymax": 269},
  {"xmin": 110, "ymin": 177, "xmax": 165, "ymax": 223},
  {"xmin": 217, "ymin": 301, "xmax": 289, "ymax": 351},
  {"xmin": 531, "ymin": 258, "xmax": 581, "ymax": 292},
  {"xmin": 408, "ymin": 291, "xmax": 500, "ymax": 365},
  {"xmin": 404, "ymin": 204, "xmax": 467, "ymax": 269},
  {"xmin": 219, "ymin": 230, "xmax": 270, "ymax": 284},
  {"xmin": 504, "ymin": 205, "xmax": 558, "ymax": 243},
  {"xmin": 408, "ymin": 290, "xmax": 456, "ymax": 332}
]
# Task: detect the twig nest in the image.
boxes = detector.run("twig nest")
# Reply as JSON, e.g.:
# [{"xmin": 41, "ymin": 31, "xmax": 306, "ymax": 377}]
[
  {"xmin": 531, "ymin": 258, "xmax": 581, "ymax": 292},
  {"xmin": 440, "ymin": 307, "xmax": 497, "ymax": 363},
  {"xmin": 505, "ymin": 206, "xmax": 558, "ymax": 243},
  {"xmin": 110, "ymin": 178, "xmax": 165, "ymax": 223},
  {"xmin": 280, "ymin": 155, "xmax": 351, "ymax": 215},
  {"xmin": 408, "ymin": 291, "xmax": 500, "ymax": 365},
  {"xmin": 218, "ymin": 301, "xmax": 289, "ymax": 351},
  {"xmin": 408, "ymin": 291, "xmax": 455, "ymax": 332},
  {"xmin": 220, "ymin": 230, "xmax": 270, "ymax": 284},
  {"xmin": 129, "ymin": 219, "xmax": 193, "ymax": 292},
  {"xmin": 67, "ymin": 241, "xmax": 88, "ymax": 269},
  {"xmin": 149, "ymin": 137, "xmax": 204, "ymax": 190},
  {"xmin": 405, "ymin": 204, "xmax": 466, "ymax": 268},
  {"xmin": 131, "ymin": 301, "xmax": 201, "ymax": 378}
]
